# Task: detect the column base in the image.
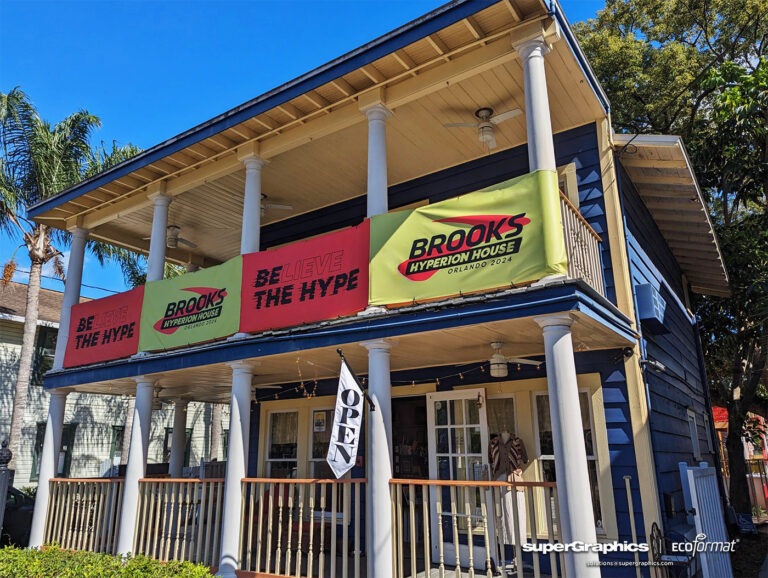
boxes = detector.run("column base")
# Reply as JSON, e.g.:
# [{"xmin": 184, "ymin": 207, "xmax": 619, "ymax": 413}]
[
  {"xmin": 214, "ymin": 564, "xmax": 237, "ymax": 578},
  {"xmin": 530, "ymin": 274, "xmax": 567, "ymax": 288},
  {"xmin": 227, "ymin": 332, "xmax": 251, "ymax": 341},
  {"xmin": 357, "ymin": 305, "xmax": 387, "ymax": 317}
]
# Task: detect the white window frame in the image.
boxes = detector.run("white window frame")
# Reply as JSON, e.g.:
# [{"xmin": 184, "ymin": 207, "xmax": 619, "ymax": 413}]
[
  {"xmin": 533, "ymin": 389, "xmax": 605, "ymax": 535},
  {"xmin": 265, "ymin": 409, "xmax": 299, "ymax": 478},
  {"xmin": 485, "ymin": 392, "xmax": 519, "ymax": 445},
  {"xmin": 557, "ymin": 162, "xmax": 579, "ymax": 208},
  {"xmin": 687, "ymin": 409, "xmax": 701, "ymax": 460},
  {"xmin": 308, "ymin": 406, "xmax": 336, "ymax": 478}
]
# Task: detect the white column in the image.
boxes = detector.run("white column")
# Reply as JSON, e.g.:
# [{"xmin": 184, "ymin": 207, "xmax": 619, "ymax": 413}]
[
  {"xmin": 364, "ymin": 104, "xmax": 392, "ymax": 217},
  {"xmin": 517, "ymin": 37, "xmax": 556, "ymax": 171},
  {"xmin": 217, "ymin": 361, "xmax": 253, "ymax": 578},
  {"xmin": 240, "ymin": 156, "xmax": 267, "ymax": 255},
  {"xmin": 116, "ymin": 377, "xmax": 155, "ymax": 554},
  {"xmin": 52, "ymin": 228, "xmax": 89, "ymax": 369},
  {"xmin": 28, "ymin": 389, "xmax": 68, "ymax": 547},
  {"xmin": 361, "ymin": 339, "xmax": 393, "ymax": 578},
  {"xmin": 146, "ymin": 192, "xmax": 172, "ymax": 282},
  {"xmin": 534, "ymin": 314, "xmax": 600, "ymax": 577},
  {"xmin": 168, "ymin": 399, "xmax": 188, "ymax": 478}
]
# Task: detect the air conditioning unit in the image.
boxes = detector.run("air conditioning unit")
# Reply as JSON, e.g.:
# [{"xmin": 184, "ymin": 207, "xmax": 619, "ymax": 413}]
[{"xmin": 636, "ymin": 284, "xmax": 668, "ymax": 334}]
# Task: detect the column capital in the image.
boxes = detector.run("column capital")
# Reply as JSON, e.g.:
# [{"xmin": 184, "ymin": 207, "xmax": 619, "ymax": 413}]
[
  {"xmin": 241, "ymin": 154, "xmax": 268, "ymax": 171},
  {"xmin": 360, "ymin": 338, "xmax": 392, "ymax": 352},
  {"xmin": 534, "ymin": 313, "xmax": 576, "ymax": 330},
  {"xmin": 147, "ymin": 191, "xmax": 172, "ymax": 206},
  {"xmin": 49, "ymin": 388, "xmax": 71, "ymax": 399},
  {"xmin": 68, "ymin": 226, "xmax": 90, "ymax": 239},
  {"xmin": 133, "ymin": 376, "xmax": 157, "ymax": 389},
  {"xmin": 514, "ymin": 35, "xmax": 551, "ymax": 59},
  {"xmin": 362, "ymin": 102, "xmax": 393, "ymax": 122},
  {"xmin": 227, "ymin": 360, "xmax": 259, "ymax": 374}
]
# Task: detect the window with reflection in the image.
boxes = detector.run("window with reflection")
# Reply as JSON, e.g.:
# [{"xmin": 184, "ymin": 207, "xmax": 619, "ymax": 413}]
[
  {"xmin": 535, "ymin": 391, "xmax": 603, "ymax": 533},
  {"xmin": 267, "ymin": 411, "xmax": 298, "ymax": 478}
]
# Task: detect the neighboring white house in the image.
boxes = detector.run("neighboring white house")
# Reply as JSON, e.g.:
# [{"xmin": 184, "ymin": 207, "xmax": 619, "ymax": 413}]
[{"xmin": 0, "ymin": 280, "xmax": 228, "ymax": 487}]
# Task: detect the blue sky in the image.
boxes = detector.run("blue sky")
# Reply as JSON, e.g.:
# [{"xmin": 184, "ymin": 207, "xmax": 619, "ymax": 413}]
[{"xmin": 0, "ymin": 0, "xmax": 604, "ymax": 299}]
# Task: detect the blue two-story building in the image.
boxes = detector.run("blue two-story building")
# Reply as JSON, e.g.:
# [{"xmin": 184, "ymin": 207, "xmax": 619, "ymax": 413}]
[{"xmin": 25, "ymin": 1, "xmax": 730, "ymax": 577}]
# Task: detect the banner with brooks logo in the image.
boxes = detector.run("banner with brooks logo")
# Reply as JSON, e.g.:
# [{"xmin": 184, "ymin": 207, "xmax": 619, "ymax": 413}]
[
  {"xmin": 368, "ymin": 170, "xmax": 566, "ymax": 306},
  {"xmin": 138, "ymin": 256, "xmax": 242, "ymax": 352}
]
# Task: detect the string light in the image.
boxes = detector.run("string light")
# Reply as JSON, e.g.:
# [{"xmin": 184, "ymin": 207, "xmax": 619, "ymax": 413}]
[{"xmin": 253, "ymin": 357, "xmax": 540, "ymax": 403}]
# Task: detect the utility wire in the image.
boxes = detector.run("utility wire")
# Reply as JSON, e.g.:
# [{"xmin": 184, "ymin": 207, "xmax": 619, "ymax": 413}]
[{"xmin": 12, "ymin": 267, "xmax": 120, "ymax": 295}]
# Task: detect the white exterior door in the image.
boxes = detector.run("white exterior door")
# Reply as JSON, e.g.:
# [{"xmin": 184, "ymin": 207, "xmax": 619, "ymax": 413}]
[{"xmin": 426, "ymin": 388, "xmax": 496, "ymax": 570}]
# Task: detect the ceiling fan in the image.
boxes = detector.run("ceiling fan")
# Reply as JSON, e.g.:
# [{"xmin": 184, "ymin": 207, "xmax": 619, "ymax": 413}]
[
  {"xmin": 142, "ymin": 225, "xmax": 198, "ymax": 249},
  {"xmin": 489, "ymin": 341, "xmax": 540, "ymax": 378},
  {"xmin": 443, "ymin": 107, "xmax": 523, "ymax": 149},
  {"xmin": 261, "ymin": 193, "xmax": 293, "ymax": 217}
]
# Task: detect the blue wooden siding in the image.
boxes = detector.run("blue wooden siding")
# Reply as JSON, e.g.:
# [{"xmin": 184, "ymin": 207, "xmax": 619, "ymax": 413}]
[
  {"xmin": 618, "ymin": 164, "xmax": 715, "ymax": 530},
  {"xmin": 261, "ymin": 123, "xmax": 617, "ymax": 306}
]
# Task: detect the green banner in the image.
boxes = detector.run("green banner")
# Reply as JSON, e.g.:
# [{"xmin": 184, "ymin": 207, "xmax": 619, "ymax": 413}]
[
  {"xmin": 139, "ymin": 256, "xmax": 242, "ymax": 351},
  {"xmin": 369, "ymin": 170, "xmax": 567, "ymax": 305}
]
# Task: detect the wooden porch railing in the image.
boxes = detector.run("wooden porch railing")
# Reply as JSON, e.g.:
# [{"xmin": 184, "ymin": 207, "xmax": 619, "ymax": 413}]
[
  {"xmin": 133, "ymin": 478, "xmax": 224, "ymax": 567},
  {"xmin": 390, "ymin": 479, "xmax": 563, "ymax": 578},
  {"xmin": 560, "ymin": 193, "xmax": 605, "ymax": 297},
  {"xmin": 240, "ymin": 478, "xmax": 366, "ymax": 577},
  {"xmin": 45, "ymin": 478, "xmax": 124, "ymax": 554}
]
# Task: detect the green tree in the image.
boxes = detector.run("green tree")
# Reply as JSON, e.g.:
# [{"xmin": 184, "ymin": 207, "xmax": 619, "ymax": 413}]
[
  {"xmin": 576, "ymin": 3, "xmax": 768, "ymax": 514},
  {"xmin": 0, "ymin": 88, "xmax": 139, "ymax": 468},
  {"xmin": 575, "ymin": 0, "xmax": 767, "ymax": 137},
  {"xmin": 693, "ymin": 59, "xmax": 768, "ymax": 513}
]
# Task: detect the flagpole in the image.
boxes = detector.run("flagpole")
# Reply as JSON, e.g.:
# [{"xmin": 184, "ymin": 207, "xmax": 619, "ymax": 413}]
[{"xmin": 336, "ymin": 348, "xmax": 376, "ymax": 412}]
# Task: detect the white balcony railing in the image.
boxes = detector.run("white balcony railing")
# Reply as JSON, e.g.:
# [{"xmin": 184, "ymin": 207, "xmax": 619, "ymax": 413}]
[
  {"xmin": 45, "ymin": 478, "xmax": 124, "ymax": 554},
  {"xmin": 133, "ymin": 478, "xmax": 225, "ymax": 567},
  {"xmin": 560, "ymin": 193, "xmax": 605, "ymax": 296}
]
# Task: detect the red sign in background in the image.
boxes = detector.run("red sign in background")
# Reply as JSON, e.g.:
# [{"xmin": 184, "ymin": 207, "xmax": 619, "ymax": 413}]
[
  {"xmin": 63, "ymin": 286, "xmax": 144, "ymax": 368},
  {"xmin": 240, "ymin": 222, "xmax": 369, "ymax": 333}
]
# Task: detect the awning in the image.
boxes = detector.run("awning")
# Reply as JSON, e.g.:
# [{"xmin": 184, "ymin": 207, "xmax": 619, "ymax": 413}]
[{"xmin": 613, "ymin": 134, "xmax": 729, "ymax": 297}]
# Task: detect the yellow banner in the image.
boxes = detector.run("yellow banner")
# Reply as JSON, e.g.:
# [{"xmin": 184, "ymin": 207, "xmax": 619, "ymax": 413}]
[{"xmin": 369, "ymin": 170, "xmax": 567, "ymax": 305}]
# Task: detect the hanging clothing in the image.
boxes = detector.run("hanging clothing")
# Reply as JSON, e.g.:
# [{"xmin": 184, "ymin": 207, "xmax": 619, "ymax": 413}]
[
  {"xmin": 489, "ymin": 435, "xmax": 529, "ymax": 480},
  {"xmin": 496, "ymin": 473, "xmax": 527, "ymax": 546}
]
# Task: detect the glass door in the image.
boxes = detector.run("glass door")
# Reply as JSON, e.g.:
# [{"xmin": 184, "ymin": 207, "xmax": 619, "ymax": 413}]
[{"xmin": 426, "ymin": 389, "xmax": 496, "ymax": 570}]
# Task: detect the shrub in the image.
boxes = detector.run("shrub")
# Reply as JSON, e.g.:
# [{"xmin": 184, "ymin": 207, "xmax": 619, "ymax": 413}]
[{"xmin": 0, "ymin": 545, "xmax": 211, "ymax": 577}]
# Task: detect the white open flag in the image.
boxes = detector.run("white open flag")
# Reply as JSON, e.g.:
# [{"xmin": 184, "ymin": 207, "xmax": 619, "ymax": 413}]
[{"xmin": 326, "ymin": 358, "xmax": 365, "ymax": 479}]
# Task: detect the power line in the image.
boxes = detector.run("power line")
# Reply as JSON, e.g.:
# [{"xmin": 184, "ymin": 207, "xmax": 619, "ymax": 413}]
[{"xmin": 12, "ymin": 268, "xmax": 121, "ymax": 295}]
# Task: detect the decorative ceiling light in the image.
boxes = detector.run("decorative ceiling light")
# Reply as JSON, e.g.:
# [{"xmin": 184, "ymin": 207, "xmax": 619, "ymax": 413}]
[
  {"xmin": 490, "ymin": 342, "xmax": 508, "ymax": 378},
  {"xmin": 489, "ymin": 342, "xmax": 543, "ymax": 378}
]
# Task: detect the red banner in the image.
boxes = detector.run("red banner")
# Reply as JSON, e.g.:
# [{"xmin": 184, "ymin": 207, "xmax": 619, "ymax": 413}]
[
  {"xmin": 63, "ymin": 286, "xmax": 144, "ymax": 368},
  {"xmin": 240, "ymin": 223, "xmax": 369, "ymax": 333}
]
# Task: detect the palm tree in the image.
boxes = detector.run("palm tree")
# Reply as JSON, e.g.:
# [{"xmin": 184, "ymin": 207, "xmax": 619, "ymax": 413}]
[{"xmin": 0, "ymin": 88, "xmax": 139, "ymax": 469}]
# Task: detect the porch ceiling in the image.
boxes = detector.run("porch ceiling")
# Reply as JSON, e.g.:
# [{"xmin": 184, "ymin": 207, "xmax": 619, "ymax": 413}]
[
  {"xmin": 65, "ymin": 309, "xmax": 631, "ymax": 403},
  {"xmin": 28, "ymin": 0, "xmax": 607, "ymax": 265}
]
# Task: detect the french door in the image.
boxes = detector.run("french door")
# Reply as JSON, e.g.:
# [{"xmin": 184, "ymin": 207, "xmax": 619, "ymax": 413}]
[{"xmin": 426, "ymin": 389, "xmax": 497, "ymax": 570}]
